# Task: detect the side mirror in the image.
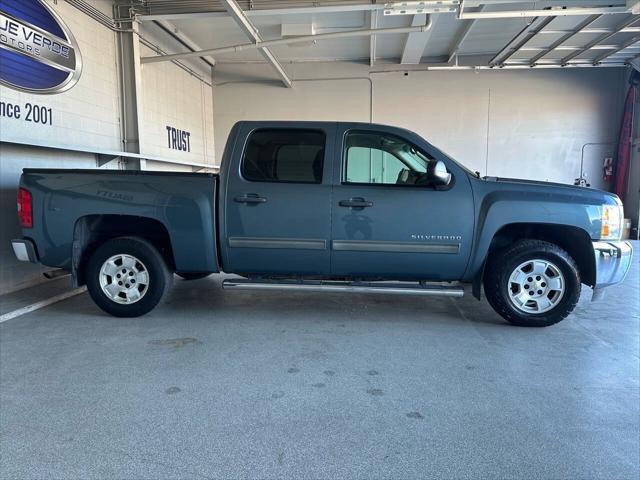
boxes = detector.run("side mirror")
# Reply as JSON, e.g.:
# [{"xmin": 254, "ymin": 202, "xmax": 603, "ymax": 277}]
[{"xmin": 428, "ymin": 160, "xmax": 452, "ymax": 187}]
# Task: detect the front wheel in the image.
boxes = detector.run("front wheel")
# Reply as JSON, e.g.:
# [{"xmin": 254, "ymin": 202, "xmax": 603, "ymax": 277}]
[
  {"xmin": 86, "ymin": 237, "xmax": 173, "ymax": 317},
  {"xmin": 484, "ymin": 239, "xmax": 581, "ymax": 327}
]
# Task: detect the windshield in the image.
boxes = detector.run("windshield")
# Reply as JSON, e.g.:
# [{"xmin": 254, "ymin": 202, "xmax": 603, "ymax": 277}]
[
  {"xmin": 388, "ymin": 142, "xmax": 430, "ymax": 172},
  {"xmin": 428, "ymin": 143, "xmax": 477, "ymax": 177},
  {"xmin": 387, "ymin": 126, "xmax": 476, "ymax": 177}
]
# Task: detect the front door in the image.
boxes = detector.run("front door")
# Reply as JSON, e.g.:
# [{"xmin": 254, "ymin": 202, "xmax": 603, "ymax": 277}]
[
  {"xmin": 329, "ymin": 124, "xmax": 474, "ymax": 281},
  {"xmin": 223, "ymin": 123, "xmax": 335, "ymax": 275}
]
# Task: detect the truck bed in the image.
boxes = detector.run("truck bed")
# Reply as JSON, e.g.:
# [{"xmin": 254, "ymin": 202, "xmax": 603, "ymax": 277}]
[
  {"xmin": 23, "ymin": 168, "xmax": 217, "ymax": 178},
  {"xmin": 20, "ymin": 168, "xmax": 220, "ymax": 276}
]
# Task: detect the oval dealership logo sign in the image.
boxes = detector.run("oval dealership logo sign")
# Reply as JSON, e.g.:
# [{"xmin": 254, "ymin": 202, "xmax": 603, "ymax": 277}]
[{"xmin": 0, "ymin": 0, "xmax": 82, "ymax": 94}]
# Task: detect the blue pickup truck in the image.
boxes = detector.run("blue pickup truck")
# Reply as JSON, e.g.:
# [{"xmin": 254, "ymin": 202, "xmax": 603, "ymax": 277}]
[{"xmin": 12, "ymin": 121, "xmax": 632, "ymax": 326}]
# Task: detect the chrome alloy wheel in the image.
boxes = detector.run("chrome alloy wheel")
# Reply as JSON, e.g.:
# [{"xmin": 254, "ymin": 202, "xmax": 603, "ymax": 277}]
[
  {"xmin": 99, "ymin": 254, "xmax": 149, "ymax": 304},
  {"xmin": 507, "ymin": 259, "xmax": 565, "ymax": 314}
]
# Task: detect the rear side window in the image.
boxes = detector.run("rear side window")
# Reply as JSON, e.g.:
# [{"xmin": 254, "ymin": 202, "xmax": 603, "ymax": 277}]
[{"xmin": 241, "ymin": 129, "xmax": 326, "ymax": 183}]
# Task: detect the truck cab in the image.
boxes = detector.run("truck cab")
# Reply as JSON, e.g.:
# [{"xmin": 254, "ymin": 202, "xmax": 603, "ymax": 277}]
[{"xmin": 219, "ymin": 121, "xmax": 474, "ymax": 280}]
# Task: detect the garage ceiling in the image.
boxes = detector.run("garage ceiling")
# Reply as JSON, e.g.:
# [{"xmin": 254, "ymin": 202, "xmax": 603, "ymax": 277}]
[{"xmin": 130, "ymin": 1, "xmax": 640, "ymax": 81}]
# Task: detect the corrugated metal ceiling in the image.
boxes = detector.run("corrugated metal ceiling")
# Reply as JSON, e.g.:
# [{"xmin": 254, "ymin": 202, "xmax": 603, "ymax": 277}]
[{"xmin": 133, "ymin": 1, "xmax": 639, "ymax": 68}]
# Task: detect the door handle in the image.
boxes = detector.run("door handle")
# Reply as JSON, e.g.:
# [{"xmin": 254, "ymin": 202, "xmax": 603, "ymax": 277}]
[
  {"xmin": 339, "ymin": 198, "xmax": 373, "ymax": 208},
  {"xmin": 234, "ymin": 194, "xmax": 267, "ymax": 204}
]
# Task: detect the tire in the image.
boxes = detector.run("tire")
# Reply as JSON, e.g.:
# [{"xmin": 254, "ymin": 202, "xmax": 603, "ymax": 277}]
[
  {"xmin": 483, "ymin": 239, "xmax": 581, "ymax": 327},
  {"xmin": 176, "ymin": 272, "xmax": 210, "ymax": 280},
  {"xmin": 85, "ymin": 236, "xmax": 173, "ymax": 317}
]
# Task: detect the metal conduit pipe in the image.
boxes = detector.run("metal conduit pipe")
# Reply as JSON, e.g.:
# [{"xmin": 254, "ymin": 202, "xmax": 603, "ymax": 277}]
[
  {"xmin": 141, "ymin": 15, "xmax": 433, "ymax": 64},
  {"xmin": 136, "ymin": 0, "xmax": 374, "ymax": 14},
  {"xmin": 138, "ymin": 38, "xmax": 213, "ymax": 86},
  {"xmin": 153, "ymin": 19, "xmax": 216, "ymax": 69},
  {"xmin": 62, "ymin": 0, "xmax": 212, "ymax": 85},
  {"xmin": 64, "ymin": 0, "xmax": 117, "ymax": 28}
]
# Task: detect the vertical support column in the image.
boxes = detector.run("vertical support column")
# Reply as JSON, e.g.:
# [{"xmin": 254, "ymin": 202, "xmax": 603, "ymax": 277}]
[
  {"xmin": 211, "ymin": 65, "xmax": 218, "ymax": 167},
  {"xmin": 115, "ymin": 2, "xmax": 144, "ymax": 169},
  {"xmin": 370, "ymin": 10, "xmax": 378, "ymax": 67}
]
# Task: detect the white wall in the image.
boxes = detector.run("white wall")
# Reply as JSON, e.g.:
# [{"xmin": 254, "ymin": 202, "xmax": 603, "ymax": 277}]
[
  {"xmin": 139, "ymin": 45, "xmax": 215, "ymax": 166},
  {"xmin": 0, "ymin": 0, "xmax": 121, "ymax": 152},
  {"xmin": 0, "ymin": 1, "xmax": 216, "ymax": 295},
  {"xmin": 624, "ymin": 71, "xmax": 640, "ymax": 239},
  {"xmin": 0, "ymin": 145, "xmax": 108, "ymax": 294},
  {"xmin": 0, "ymin": 0, "xmax": 121, "ymax": 295},
  {"xmin": 144, "ymin": 160, "xmax": 194, "ymax": 172},
  {"xmin": 0, "ymin": 1, "xmax": 216, "ymax": 163},
  {"xmin": 213, "ymin": 63, "xmax": 626, "ymax": 188},
  {"xmin": 214, "ymin": 77, "xmax": 372, "ymax": 162}
]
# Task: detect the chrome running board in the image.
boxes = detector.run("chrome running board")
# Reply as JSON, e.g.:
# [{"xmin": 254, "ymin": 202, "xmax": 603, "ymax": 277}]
[{"xmin": 222, "ymin": 279, "xmax": 464, "ymax": 297}]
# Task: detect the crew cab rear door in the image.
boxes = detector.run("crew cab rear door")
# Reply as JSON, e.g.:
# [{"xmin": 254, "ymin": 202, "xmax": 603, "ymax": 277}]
[
  {"xmin": 221, "ymin": 122, "xmax": 335, "ymax": 275},
  {"xmin": 329, "ymin": 123, "xmax": 474, "ymax": 280}
]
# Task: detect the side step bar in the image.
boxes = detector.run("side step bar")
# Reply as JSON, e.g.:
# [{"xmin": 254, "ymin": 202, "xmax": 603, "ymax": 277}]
[
  {"xmin": 222, "ymin": 279, "xmax": 464, "ymax": 297},
  {"xmin": 43, "ymin": 269, "xmax": 70, "ymax": 280}
]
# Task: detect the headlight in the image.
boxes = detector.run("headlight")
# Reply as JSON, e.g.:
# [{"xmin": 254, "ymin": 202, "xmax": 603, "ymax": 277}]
[{"xmin": 601, "ymin": 204, "xmax": 623, "ymax": 240}]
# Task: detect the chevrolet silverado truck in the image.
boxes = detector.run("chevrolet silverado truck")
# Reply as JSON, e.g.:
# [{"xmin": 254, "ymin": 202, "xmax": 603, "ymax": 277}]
[{"xmin": 12, "ymin": 121, "xmax": 633, "ymax": 326}]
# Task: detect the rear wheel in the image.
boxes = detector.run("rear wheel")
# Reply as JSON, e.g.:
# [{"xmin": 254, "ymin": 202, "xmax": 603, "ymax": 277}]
[
  {"xmin": 484, "ymin": 239, "xmax": 581, "ymax": 327},
  {"xmin": 86, "ymin": 237, "xmax": 172, "ymax": 317}
]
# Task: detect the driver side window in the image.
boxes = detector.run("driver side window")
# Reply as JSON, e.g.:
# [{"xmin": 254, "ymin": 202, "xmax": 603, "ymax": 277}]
[{"xmin": 343, "ymin": 131, "xmax": 431, "ymax": 186}]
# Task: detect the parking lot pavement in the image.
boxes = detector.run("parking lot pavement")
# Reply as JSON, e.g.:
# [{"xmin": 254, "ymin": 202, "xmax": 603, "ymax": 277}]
[{"xmin": 1, "ymin": 244, "xmax": 638, "ymax": 479}]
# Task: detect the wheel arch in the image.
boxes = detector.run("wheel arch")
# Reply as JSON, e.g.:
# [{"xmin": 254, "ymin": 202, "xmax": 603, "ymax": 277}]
[
  {"xmin": 72, "ymin": 215, "xmax": 175, "ymax": 287},
  {"xmin": 471, "ymin": 222, "xmax": 595, "ymax": 299}
]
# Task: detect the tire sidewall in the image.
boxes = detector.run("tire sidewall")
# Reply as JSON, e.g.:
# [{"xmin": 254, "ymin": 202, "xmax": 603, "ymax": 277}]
[
  {"xmin": 486, "ymin": 242, "xmax": 581, "ymax": 327},
  {"xmin": 86, "ymin": 238, "xmax": 170, "ymax": 317}
]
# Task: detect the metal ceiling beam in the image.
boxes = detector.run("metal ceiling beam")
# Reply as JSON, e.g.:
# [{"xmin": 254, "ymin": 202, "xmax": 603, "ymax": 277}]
[
  {"xmin": 529, "ymin": 14, "xmax": 601, "ymax": 66},
  {"xmin": 459, "ymin": 6, "xmax": 629, "ymax": 19},
  {"xmin": 369, "ymin": 9, "xmax": 378, "ymax": 67},
  {"xmin": 561, "ymin": 15, "xmax": 639, "ymax": 66},
  {"xmin": 505, "ymin": 59, "xmax": 623, "ymax": 66},
  {"xmin": 490, "ymin": 15, "xmax": 555, "ymax": 67},
  {"xmin": 447, "ymin": 6, "xmax": 482, "ymax": 64},
  {"xmin": 371, "ymin": 61, "xmax": 627, "ymax": 73},
  {"xmin": 141, "ymin": 18, "xmax": 433, "ymax": 64},
  {"xmin": 401, "ymin": 14, "xmax": 438, "ymax": 65},
  {"xmin": 384, "ymin": 0, "xmax": 459, "ymax": 16},
  {"xmin": 539, "ymin": 27, "xmax": 640, "ymax": 34},
  {"xmin": 153, "ymin": 19, "xmax": 216, "ymax": 68},
  {"xmin": 628, "ymin": 53, "xmax": 640, "ymax": 71},
  {"xmin": 212, "ymin": 54, "xmax": 627, "ymax": 70},
  {"xmin": 135, "ymin": 0, "xmax": 599, "ymax": 22},
  {"xmin": 140, "ymin": 1, "xmax": 528, "ymax": 21},
  {"xmin": 219, "ymin": 0, "xmax": 292, "ymax": 87},
  {"xmin": 593, "ymin": 35, "xmax": 640, "ymax": 63},
  {"xmin": 522, "ymin": 45, "xmax": 629, "ymax": 51},
  {"xmin": 462, "ymin": 0, "xmax": 561, "ymax": 5},
  {"xmin": 136, "ymin": 4, "xmax": 388, "ymax": 22}
]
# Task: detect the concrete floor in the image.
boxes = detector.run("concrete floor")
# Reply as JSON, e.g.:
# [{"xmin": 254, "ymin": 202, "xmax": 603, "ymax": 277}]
[{"xmin": 1, "ymin": 246, "xmax": 638, "ymax": 479}]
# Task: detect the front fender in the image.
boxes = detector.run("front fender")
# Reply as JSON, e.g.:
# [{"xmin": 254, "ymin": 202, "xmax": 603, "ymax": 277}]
[{"xmin": 464, "ymin": 189, "xmax": 601, "ymax": 281}]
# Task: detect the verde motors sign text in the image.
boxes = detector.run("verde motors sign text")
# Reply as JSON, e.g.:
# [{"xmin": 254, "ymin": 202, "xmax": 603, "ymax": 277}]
[{"xmin": 0, "ymin": 0, "xmax": 82, "ymax": 94}]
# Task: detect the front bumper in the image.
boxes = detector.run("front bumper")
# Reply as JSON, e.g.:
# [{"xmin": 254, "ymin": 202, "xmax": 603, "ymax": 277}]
[
  {"xmin": 592, "ymin": 241, "xmax": 633, "ymax": 299},
  {"xmin": 11, "ymin": 239, "xmax": 38, "ymax": 263}
]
